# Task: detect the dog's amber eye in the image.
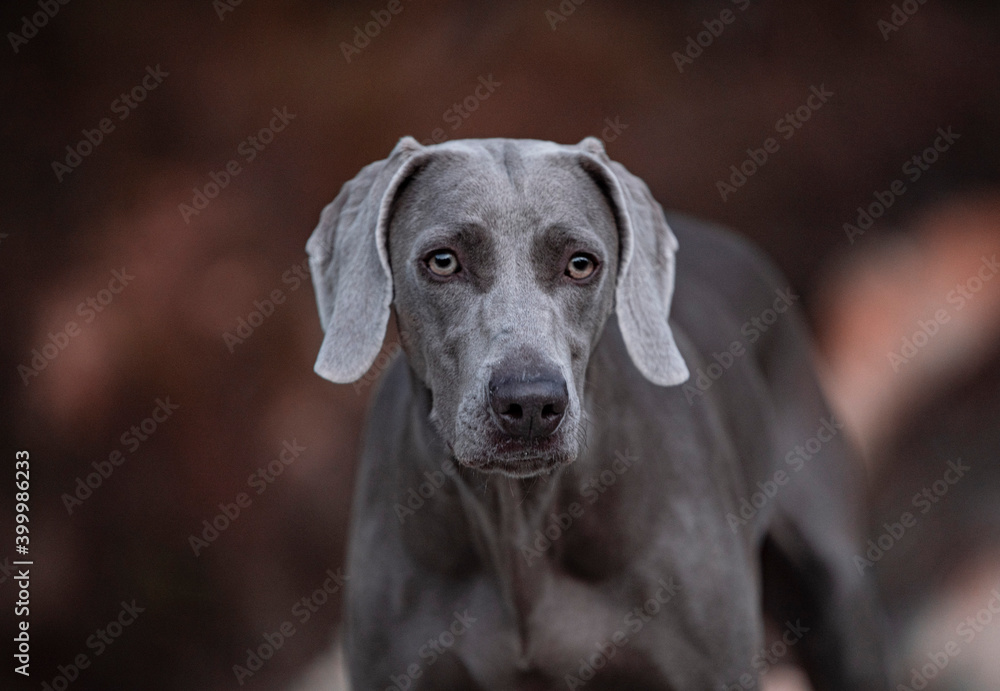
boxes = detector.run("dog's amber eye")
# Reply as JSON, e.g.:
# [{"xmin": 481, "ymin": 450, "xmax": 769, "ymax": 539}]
[
  {"xmin": 566, "ymin": 253, "xmax": 596, "ymax": 280},
  {"xmin": 428, "ymin": 250, "xmax": 460, "ymax": 277}
]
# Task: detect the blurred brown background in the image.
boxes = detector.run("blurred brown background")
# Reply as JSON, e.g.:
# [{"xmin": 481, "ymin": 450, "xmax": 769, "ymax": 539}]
[{"xmin": 2, "ymin": 1, "xmax": 999, "ymax": 689}]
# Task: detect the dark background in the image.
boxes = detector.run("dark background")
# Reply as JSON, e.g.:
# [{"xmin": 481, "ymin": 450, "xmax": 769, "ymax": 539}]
[{"xmin": 2, "ymin": 1, "xmax": 999, "ymax": 689}]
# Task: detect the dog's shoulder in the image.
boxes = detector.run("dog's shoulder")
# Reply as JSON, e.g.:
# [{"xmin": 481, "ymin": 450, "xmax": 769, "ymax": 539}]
[
  {"xmin": 665, "ymin": 210, "xmax": 789, "ymax": 309},
  {"xmin": 357, "ymin": 349, "xmax": 413, "ymax": 460},
  {"xmin": 664, "ymin": 210, "xmax": 811, "ymax": 383},
  {"xmin": 364, "ymin": 347, "xmax": 411, "ymax": 423}
]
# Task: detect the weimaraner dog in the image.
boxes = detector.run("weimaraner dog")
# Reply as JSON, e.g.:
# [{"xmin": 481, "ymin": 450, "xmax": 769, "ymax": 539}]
[{"xmin": 306, "ymin": 137, "xmax": 886, "ymax": 690}]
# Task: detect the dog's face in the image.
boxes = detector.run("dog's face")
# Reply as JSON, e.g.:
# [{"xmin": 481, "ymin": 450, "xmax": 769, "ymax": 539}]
[
  {"xmin": 387, "ymin": 148, "xmax": 619, "ymax": 476},
  {"xmin": 307, "ymin": 137, "xmax": 689, "ymax": 478}
]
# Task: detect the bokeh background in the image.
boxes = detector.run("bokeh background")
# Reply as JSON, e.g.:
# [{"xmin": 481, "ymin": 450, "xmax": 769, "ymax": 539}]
[{"xmin": 2, "ymin": 0, "xmax": 999, "ymax": 689}]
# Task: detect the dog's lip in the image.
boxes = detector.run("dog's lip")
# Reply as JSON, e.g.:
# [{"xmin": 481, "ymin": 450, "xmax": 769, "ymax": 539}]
[
  {"xmin": 460, "ymin": 454, "xmax": 567, "ymax": 477},
  {"xmin": 491, "ymin": 431, "xmax": 562, "ymax": 452},
  {"xmin": 456, "ymin": 433, "xmax": 574, "ymax": 475}
]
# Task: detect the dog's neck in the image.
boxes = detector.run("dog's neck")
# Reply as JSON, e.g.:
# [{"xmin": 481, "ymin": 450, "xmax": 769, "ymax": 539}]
[
  {"xmin": 453, "ymin": 463, "xmax": 571, "ymax": 664},
  {"xmin": 406, "ymin": 368, "xmax": 597, "ymax": 662}
]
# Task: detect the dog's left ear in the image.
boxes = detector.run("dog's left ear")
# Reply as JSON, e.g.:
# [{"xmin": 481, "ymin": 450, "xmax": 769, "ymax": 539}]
[
  {"xmin": 575, "ymin": 136, "xmax": 690, "ymax": 386},
  {"xmin": 306, "ymin": 136, "xmax": 426, "ymax": 383}
]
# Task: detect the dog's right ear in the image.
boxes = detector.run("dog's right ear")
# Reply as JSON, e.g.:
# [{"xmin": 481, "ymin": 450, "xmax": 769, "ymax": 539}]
[{"xmin": 306, "ymin": 136, "xmax": 426, "ymax": 383}]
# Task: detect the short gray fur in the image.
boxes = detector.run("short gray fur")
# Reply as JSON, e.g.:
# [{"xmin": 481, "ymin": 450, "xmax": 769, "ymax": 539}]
[{"xmin": 307, "ymin": 137, "xmax": 887, "ymax": 690}]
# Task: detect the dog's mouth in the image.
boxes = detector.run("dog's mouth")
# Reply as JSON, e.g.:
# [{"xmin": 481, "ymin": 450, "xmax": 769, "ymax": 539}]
[
  {"xmin": 461, "ymin": 453, "xmax": 570, "ymax": 478},
  {"xmin": 452, "ymin": 430, "xmax": 576, "ymax": 477}
]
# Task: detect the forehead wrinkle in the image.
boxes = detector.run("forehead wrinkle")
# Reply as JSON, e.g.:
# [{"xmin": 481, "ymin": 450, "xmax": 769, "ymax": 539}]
[{"xmin": 500, "ymin": 140, "xmax": 527, "ymax": 194}]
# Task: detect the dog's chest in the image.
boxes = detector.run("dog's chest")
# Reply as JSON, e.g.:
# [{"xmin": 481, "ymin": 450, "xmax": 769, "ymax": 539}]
[
  {"xmin": 429, "ymin": 553, "xmax": 755, "ymax": 689},
  {"xmin": 435, "ymin": 489, "xmax": 757, "ymax": 688}
]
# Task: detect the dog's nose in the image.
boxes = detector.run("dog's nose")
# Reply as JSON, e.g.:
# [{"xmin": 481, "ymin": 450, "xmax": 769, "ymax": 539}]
[{"xmin": 488, "ymin": 371, "xmax": 568, "ymax": 439}]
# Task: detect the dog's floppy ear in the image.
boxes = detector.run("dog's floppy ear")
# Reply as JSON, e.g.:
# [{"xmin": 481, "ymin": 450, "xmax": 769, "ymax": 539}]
[
  {"xmin": 306, "ymin": 136, "xmax": 425, "ymax": 383},
  {"xmin": 576, "ymin": 136, "xmax": 690, "ymax": 386}
]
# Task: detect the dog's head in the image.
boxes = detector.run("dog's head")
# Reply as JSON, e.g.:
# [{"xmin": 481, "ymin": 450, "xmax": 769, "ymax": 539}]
[{"xmin": 308, "ymin": 137, "xmax": 688, "ymax": 477}]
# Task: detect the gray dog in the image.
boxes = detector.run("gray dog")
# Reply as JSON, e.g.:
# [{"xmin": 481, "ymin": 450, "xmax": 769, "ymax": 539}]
[{"xmin": 306, "ymin": 137, "xmax": 886, "ymax": 690}]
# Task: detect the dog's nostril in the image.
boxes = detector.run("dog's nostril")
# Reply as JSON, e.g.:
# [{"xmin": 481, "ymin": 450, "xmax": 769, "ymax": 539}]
[
  {"xmin": 503, "ymin": 403, "xmax": 523, "ymax": 419},
  {"xmin": 541, "ymin": 403, "xmax": 557, "ymax": 419}
]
